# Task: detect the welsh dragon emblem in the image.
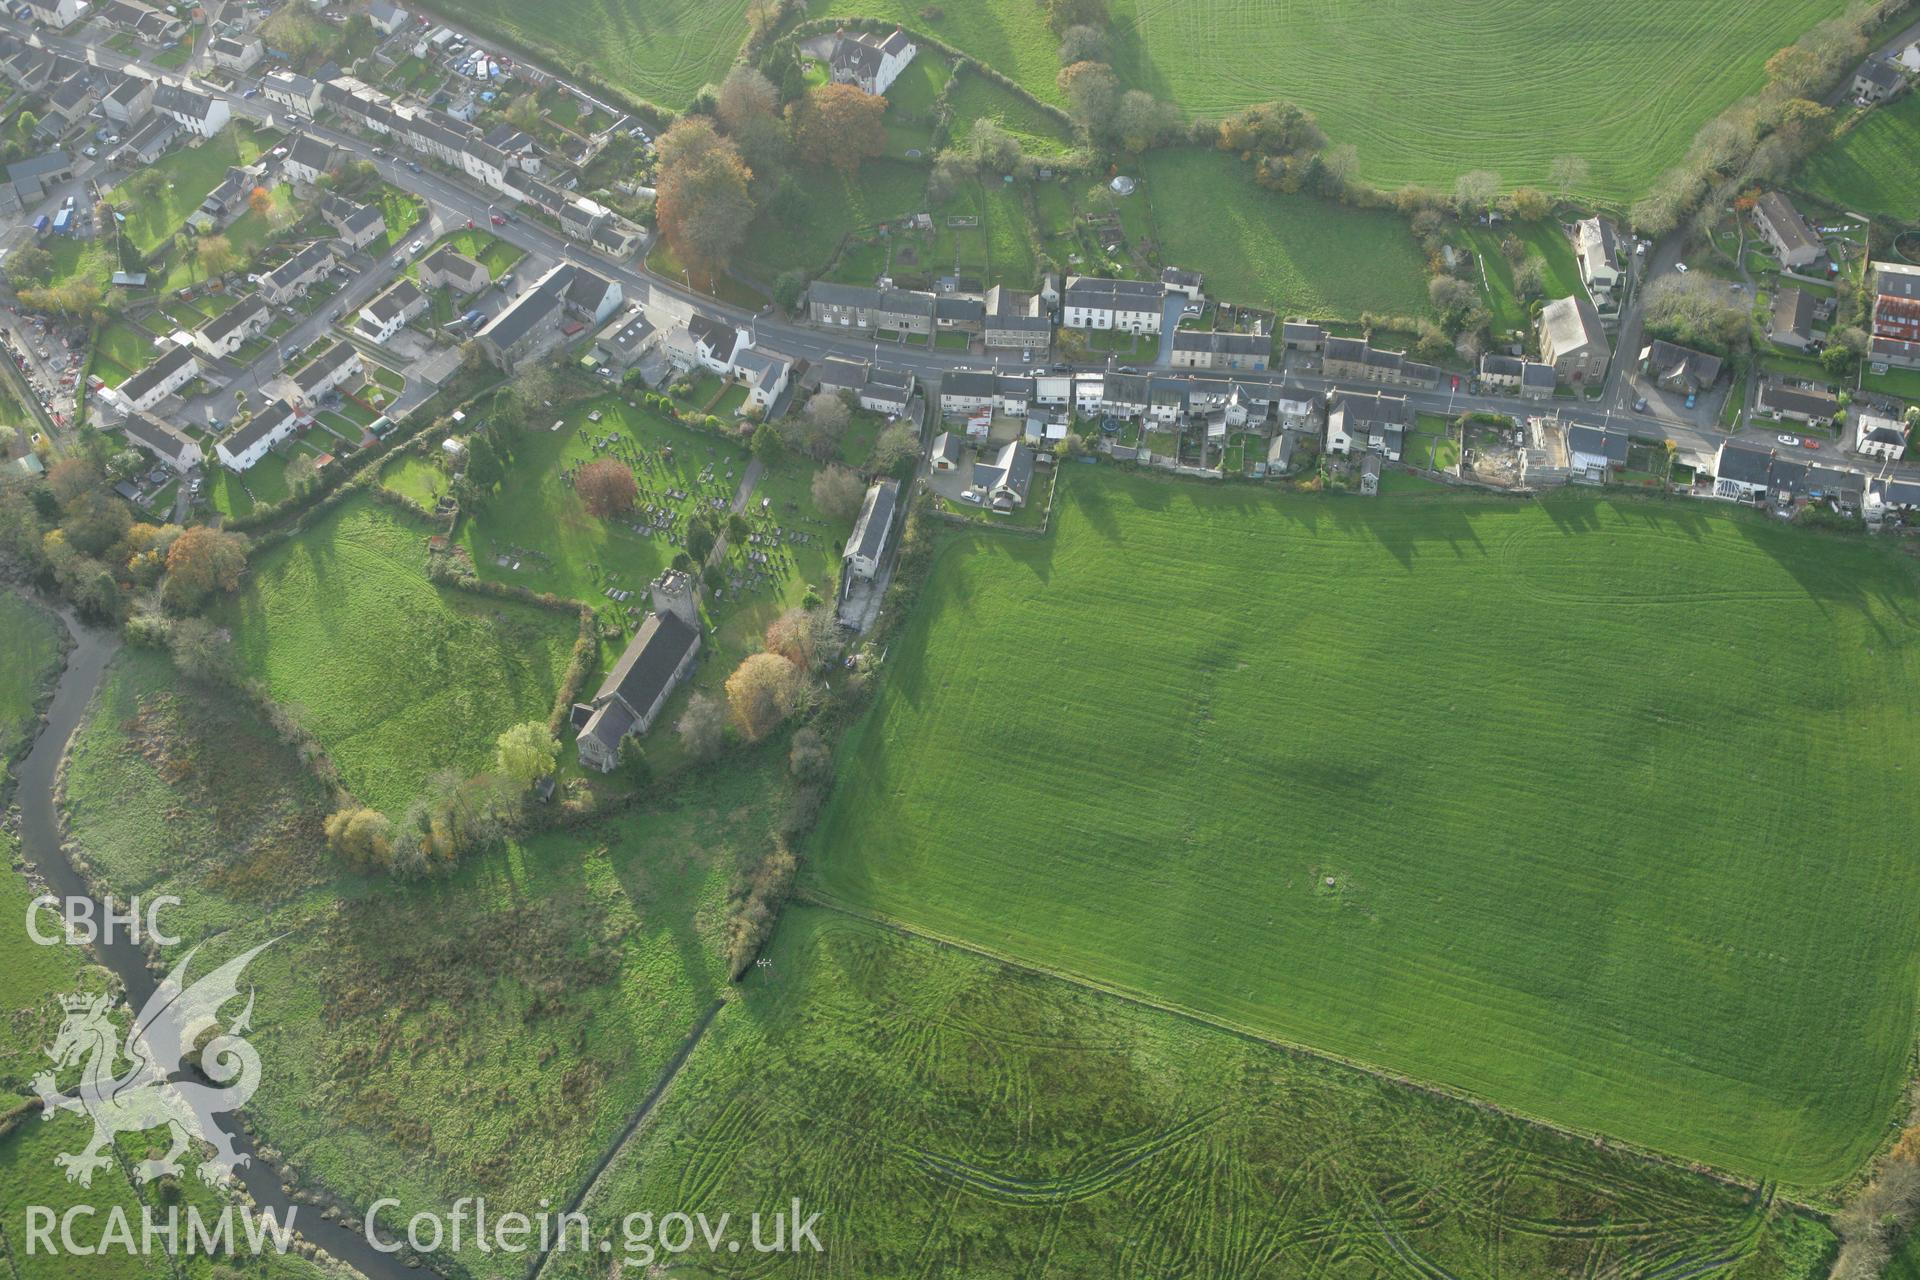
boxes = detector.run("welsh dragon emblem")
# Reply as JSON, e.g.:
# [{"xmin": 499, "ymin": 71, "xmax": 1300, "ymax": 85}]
[{"xmin": 33, "ymin": 940, "xmax": 275, "ymax": 1188}]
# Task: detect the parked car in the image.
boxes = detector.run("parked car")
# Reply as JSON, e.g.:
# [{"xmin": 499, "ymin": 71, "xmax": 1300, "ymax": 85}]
[
  {"xmin": 489, "ymin": 214, "xmax": 505, "ymax": 226},
  {"xmin": 1632, "ymin": 398, "xmax": 1649, "ymax": 412},
  {"xmin": 1674, "ymin": 262, "xmax": 1689, "ymax": 273},
  {"xmin": 1803, "ymin": 438, "xmax": 1822, "ymax": 450},
  {"xmin": 406, "ymin": 161, "xmax": 422, "ymax": 173},
  {"xmin": 1777, "ymin": 434, "xmax": 1800, "ymax": 446},
  {"xmin": 1684, "ymin": 392, "xmax": 1696, "ymax": 409},
  {"xmin": 242, "ymin": 87, "xmax": 259, "ymax": 98},
  {"xmin": 408, "ymin": 239, "xmax": 424, "ymax": 254}
]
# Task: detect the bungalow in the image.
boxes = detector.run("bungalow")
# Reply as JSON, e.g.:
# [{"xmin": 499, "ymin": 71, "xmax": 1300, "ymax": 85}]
[
  {"xmin": 1755, "ymin": 380, "xmax": 1837, "ymax": 425},
  {"xmin": 1856, "ymin": 409, "xmax": 1907, "ymax": 460},
  {"xmin": 319, "ymin": 193, "xmax": 386, "ymax": 251},
  {"xmin": 1768, "ymin": 287, "xmax": 1819, "ymax": 351},
  {"xmin": 1639, "ymin": 339, "xmax": 1722, "ymax": 394},
  {"xmin": 118, "ymin": 115, "xmax": 176, "ymax": 166},
  {"xmin": 356, "ymin": 278, "xmax": 426, "ymax": 344},
  {"xmin": 1170, "ymin": 329, "xmax": 1270, "ymax": 371},
  {"xmin": 825, "ymin": 26, "xmax": 916, "ymax": 96},
  {"xmin": 258, "ymin": 242, "xmax": 336, "ymax": 305},
  {"xmin": 1711, "ymin": 441, "xmax": 1775, "ymax": 501},
  {"xmin": 1160, "ymin": 266, "xmax": 1204, "ymax": 301},
  {"xmin": 970, "ymin": 439, "xmax": 1033, "ymax": 512},
  {"xmin": 214, "ymin": 398, "xmax": 300, "ymax": 472},
  {"xmin": 118, "ymin": 344, "xmax": 199, "ymax": 412},
  {"xmin": 420, "ymin": 248, "xmax": 490, "ymax": 296},
  {"xmin": 573, "ymin": 573, "xmax": 702, "ymax": 771},
  {"xmin": 194, "ymin": 166, "xmax": 255, "ymax": 231},
  {"xmin": 1753, "ymin": 191, "xmax": 1823, "ymax": 271},
  {"xmin": 1574, "ymin": 216, "xmax": 1622, "ymax": 305},
  {"xmin": 843, "ymin": 479, "xmax": 899, "ymax": 579},
  {"xmin": 930, "ymin": 430, "xmax": 963, "ymax": 471},
  {"xmin": 1324, "ymin": 390, "xmax": 1409, "ymax": 461},
  {"xmin": 290, "ymin": 340, "xmax": 363, "ymax": 404},
  {"xmin": 120, "ymin": 410, "xmax": 203, "ymax": 471},
  {"xmin": 1061, "ymin": 276, "xmax": 1165, "ymax": 333},
  {"xmin": 1566, "ymin": 423, "xmax": 1629, "ymax": 483},
  {"xmin": 209, "ymin": 35, "xmax": 263, "ymax": 73},
  {"xmin": 1537, "ymin": 295, "xmax": 1608, "ymax": 384},
  {"xmin": 192, "ymin": 296, "xmax": 269, "ymax": 360},
  {"xmin": 590, "ymin": 309, "xmax": 655, "ymax": 375},
  {"xmin": 151, "ymin": 83, "xmax": 229, "ymax": 138}
]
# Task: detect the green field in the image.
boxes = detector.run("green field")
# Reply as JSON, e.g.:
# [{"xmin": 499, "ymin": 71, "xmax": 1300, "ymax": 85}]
[
  {"xmin": 1798, "ymin": 94, "xmax": 1920, "ymax": 221},
  {"xmin": 738, "ymin": 158, "xmax": 928, "ymax": 282},
  {"xmin": 57, "ymin": 645, "xmax": 790, "ymax": 1280},
  {"xmin": 0, "ymin": 592, "xmax": 59, "ymax": 771},
  {"xmin": 1143, "ymin": 149, "xmax": 1432, "ymax": 319},
  {"xmin": 946, "ymin": 71, "xmax": 1078, "ymax": 158},
  {"xmin": 213, "ymin": 494, "xmax": 578, "ymax": 811},
  {"xmin": 1462, "ymin": 218, "xmax": 1586, "ymax": 337},
  {"xmin": 554, "ymin": 906, "xmax": 1832, "ymax": 1280},
  {"xmin": 813, "ymin": 469, "xmax": 1920, "ymax": 1189},
  {"xmin": 428, "ymin": 0, "xmax": 753, "ymax": 108}
]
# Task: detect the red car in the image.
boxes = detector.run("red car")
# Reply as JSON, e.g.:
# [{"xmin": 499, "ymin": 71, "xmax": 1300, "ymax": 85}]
[
  {"xmin": 1802, "ymin": 438, "xmax": 1822, "ymax": 450},
  {"xmin": 490, "ymin": 214, "xmax": 506, "ymax": 226}
]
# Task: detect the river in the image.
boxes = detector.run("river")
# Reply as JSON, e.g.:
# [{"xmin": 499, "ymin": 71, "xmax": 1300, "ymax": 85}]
[{"xmin": 12, "ymin": 609, "xmax": 429, "ymax": 1280}]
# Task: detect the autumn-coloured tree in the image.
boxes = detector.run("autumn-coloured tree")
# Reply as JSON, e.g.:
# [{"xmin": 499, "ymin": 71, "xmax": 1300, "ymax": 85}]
[
  {"xmin": 726, "ymin": 651, "xmax": 805, "ymax": 742},
  {"xmin": 792, "ymin": 83, "xmax": 886, "ymax": 177},
  {"xmin": 1057, "ymin": 61, "xmax": 1120, "ymax": 136},
  {"xmin": 715, "ymin": 65, "xmax": 778, "ymax": 133},
  {"xmin": 676, "ymin": 691, "xmax": 729, "ymax": 761},
  {"xmin": 654, "ymin": 117, "xmax": 756, "ymax": 274},
  {"xmin": 196, "ymin": 234, "xmax": 241, "ymax": 279},
  {"xmin": 765, "ymin": 605, "xmax": 834, "ymax": 672},
  {"xmin": 575, "ymin": 458, "xmax": 637, "ymax": 517},
  {"xmin": 325, "ymin": 806, "xmax": 394, "ymax": 872},
  {"xmin": 810, "ymin": 464, "xmax": 866, "ymax": 523},
  {"xmin": 162, "ymin": 526, "xmax": 249, "ymax": 615}
]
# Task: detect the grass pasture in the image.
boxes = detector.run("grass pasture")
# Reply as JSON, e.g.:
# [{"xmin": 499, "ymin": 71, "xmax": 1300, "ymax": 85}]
[
  {"xmin": 1462, "ymin": 218, "xmax": 1585, "ymax": 337},
  {"xmin": 555, "ymin": 906, "xmax": 1832, "ymax": 1280},
  {"xmin": 813, "ymin": 469, "xmax": 1920, "ymax": 1189},
  {"xmin": 214, "ymin": 494, "xmax": 578, "ymax": 812},
  {"xmin": 0, "ymin": 592, "xmax": 60, "ymax": 772},
  {"xmin": 1799, "ymin": 93, "xmax": 1920, "ymax": 222},
  {"xmin": 946, "ymin": 71, "xmax": 1078, "ymax": 158},
  {"xmin": 1142, "ymin": 149, "xmax": 1431, "ymax": 319},
  {"xmin": 1111, "ymin": 0, "xmax": 1847, "ymax": 201},
  {"xmin": 429, "ymin": 0, "xmax": 753, "ymax": 109},
  {"xmin": 738, "ymin": 158, "xmax": 927, "ymax": 282},
  {"xmin": 56, "ymin": 647, "xmax": 790, "ymax": 1280}
]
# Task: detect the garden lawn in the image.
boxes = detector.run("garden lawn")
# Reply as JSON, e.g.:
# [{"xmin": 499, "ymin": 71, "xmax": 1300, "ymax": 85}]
[
  {"xmin": 92, "ymin": 319, "xmax": 159, "ymax": 387},
  {"xmin": 1864, "ymin": 364, "xmax": 1920, "ymax": 403},
  {"xmin": 1143, "ymin": 149, "xmax": 1431, "ymax": 320},
  {"xmin": 813, "ymin": 468, "xmax": 1920, "ymax": 1190},
  {"xmin": 1798, "ymin": 92, "xmax": 1920, "ymax": 221},
  {"xmin": 214, "ymin": 494, "xmax": 578, "ymax": 812},
  {"xmin": 1108, "ymin": 0, "xmax": 1846, "ymax": 202},
  {"xmin": 109, "ymin": 122, "xmax": 273, "ymax": 254},
  {"xmin": 550, "ymin": 906, "xmax": 1833, "ymax": 1280},
  {"xmin": 1462, "ymin": 220, "xmax": 1585, "ymax": 338}
]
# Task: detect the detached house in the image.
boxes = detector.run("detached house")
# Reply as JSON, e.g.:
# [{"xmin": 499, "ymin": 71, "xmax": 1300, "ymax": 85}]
[
  {"xmin": 573, "ymin": 573, "xmax": 702, "ymax": 771},
  {"xmin": 1856, "ymin": 409, "xmax": 1907, "ymax": 460},
  {"xmin": 1754, "ymin": 192, "xmax": 1823, "ymax": 271},
  {"xmin": 825, "ymin": 27, "xmax": 916, "ymax": 96},
  {"xmin": 209, "ymin": 35, "xmax": 263, "ymax": 73},
  {"xmin": 24, "ymin": 0, "xmax": 85, "ymax": 28},
  {"xmin": 279, "ymin": 133, "xmax": 338, "ymax": 189},
  {"xmin": 1537, "ymin": 295, "xmax": 1608, "ymax": 384},
  {"xmin": 102, "ymin": 72, "xmax": 156, "ymax": 127},
  {"xmin": 1756, "ymin": 380, "xmax": 1838, "ymax": 425},
  {"xmin": 1853, "ymin": 59, "xmax": 1906, "ymax": 103},
  {"xmin": 420, "ymin": 247, "xmax": 490, "ymax": 295},
  {"xmin": 117, "ymin": 344, "xmax": 200, "ymax": 412},
  {"xmin": 1324, "ymin": 390, "xmax": 1410, "ymax": 461},
  {"xmin": 734, "ymin": 348, "xmax": 796, "ymax": 414},
  {"xmin": 970, "ymin": 440, "xmax": 1034, "ymax": 512},
  {"xmin": 319, "ymin": 193, "xmax": 387, "ymax": 251},
  {"xmin": 1639, "ymin": 339, "xmax": 1722, "ymax": 394},
  {"xmin": 1768, "ymin": 287, "xmax": 1820, "ymax": 351}
]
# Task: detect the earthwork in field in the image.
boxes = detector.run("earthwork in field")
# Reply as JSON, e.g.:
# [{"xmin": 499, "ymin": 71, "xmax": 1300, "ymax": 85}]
[{"xmin": 812, "ymin": 468, "xmax": 1920, "ymax": 1190}]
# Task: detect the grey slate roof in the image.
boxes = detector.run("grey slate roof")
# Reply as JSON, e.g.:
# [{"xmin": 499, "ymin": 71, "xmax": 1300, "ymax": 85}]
[{"xmin": 846, "ymin": 479, "xmax": 899, "ymax": 565}]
